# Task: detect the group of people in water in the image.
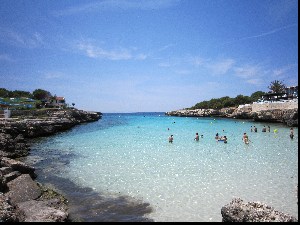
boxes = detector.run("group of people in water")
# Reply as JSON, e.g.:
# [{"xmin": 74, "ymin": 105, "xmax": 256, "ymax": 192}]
[{"xmin": 168, "ymin": 125, "xmax": 295, "ymax": 144}]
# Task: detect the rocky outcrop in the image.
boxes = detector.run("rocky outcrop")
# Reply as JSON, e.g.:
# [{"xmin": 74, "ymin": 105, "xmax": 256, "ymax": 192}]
[
  {"xmin": 252, "ymin": 108, "xmax": 298, "ymax": 126},
  {"xmin": 165, "ymin": 103, "xmax": 298, "ymax": 127},
  {"xmin": 0, "ymin": 108, "xmax": 102, "ymax": 222},
  {"xmin": 0, "ymin": 109, "xmax": 102, "ymax": 158},
  {"xmin": 221, "ymin": 198, "xmax": 298, "ymax": 222},
  {"xmin": 0, "ymin": 157, "xmax": 68, "ymax": 222}
]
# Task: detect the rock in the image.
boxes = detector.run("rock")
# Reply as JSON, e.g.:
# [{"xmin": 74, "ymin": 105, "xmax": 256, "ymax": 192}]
[
  {"xmin": 0, "ymin": 108, "xmax": 102, "ymax": 222},
  {"xmin": 5, "ymin": 174, "xmax": 42, "ymax": 205},
  {"xmin": 165, "ymin": 105, "xmax": 298, "ymax": 127},
  {"xmin": 221, "ymin": 198, "xmax": 298, "ymax": 222},
  {"xmin": 17, "ymin": 200, "xmax": 68, "ymax": 222},
  {"xmin": 0, "ymin": 193, "xmax": 20, "ymax": 222},
  {"xmin": 0, "ymin": 157, "xmax": 36, "ymax": 178}
]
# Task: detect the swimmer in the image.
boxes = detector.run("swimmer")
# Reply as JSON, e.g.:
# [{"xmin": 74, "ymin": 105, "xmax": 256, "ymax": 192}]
[
  {"xmin": 215, "ymin": 133, "xmax": 219, "ymax": 141},
  {"xmin": 290, "ymin": 128, "xmax": 294, "ymax": 139},
  {"xmin": 194, "ymin": 132, "xmax": 199, "ymax": 141},
  {"xmin": 254, "ymin": 126, "xmax": 257, "ymax": 132},
  {"xmin": 168, "ymin": 135, "xmax": 174, "ymax": 143},
  {"xmin": 242, "ymin": 132, "xmax": 249, "ymax": 144},
  {"xmin": 223, "ymin": 136, "xmax": 227, "ymax": 144}
]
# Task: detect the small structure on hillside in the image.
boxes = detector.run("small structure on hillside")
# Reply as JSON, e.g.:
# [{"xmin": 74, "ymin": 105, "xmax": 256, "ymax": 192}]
[{"xmin": 50, "ymin": 96, "xmax": 67, "ymax": 108}]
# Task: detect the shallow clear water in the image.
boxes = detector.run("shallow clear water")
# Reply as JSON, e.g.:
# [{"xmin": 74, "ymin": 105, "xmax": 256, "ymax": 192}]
[{"xmin": 25, "ymin": 113, "xmax": 298, "ymax": 222}]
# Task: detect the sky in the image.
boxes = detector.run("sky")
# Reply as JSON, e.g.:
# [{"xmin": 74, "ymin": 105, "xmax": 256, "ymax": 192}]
[{"xmin": 0, "ymin": 0, "xmax": 298, "ymax": 113}]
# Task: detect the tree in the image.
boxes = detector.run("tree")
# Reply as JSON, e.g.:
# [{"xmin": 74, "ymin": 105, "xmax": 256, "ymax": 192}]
[
  {"xmin": 10, "ymin": 90, "xmax": 33, "ymax": 98},
  {"xmin": 0, "ymin": 88, "xmax": 9, "ymax": 98},
  {"xmin": 234, "ymin": 95, "xmax": 251, "ymax": 105},
  {"xmin": 32, "ymin": 89, "xmax": 52, "ymax": 100},
  {"xmin": 268, "ymin": 80, "xmax": 286, "ymax": 93},
  {"xmin": 250, "ymin": 91, "xmax": 266, "ymax": 102}
]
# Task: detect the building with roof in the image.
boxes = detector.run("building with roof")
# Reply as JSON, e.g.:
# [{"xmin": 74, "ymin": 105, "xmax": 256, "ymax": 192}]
[{"xmin": 50, "ymin": 96, "xmax": 67, "ymax": 108}]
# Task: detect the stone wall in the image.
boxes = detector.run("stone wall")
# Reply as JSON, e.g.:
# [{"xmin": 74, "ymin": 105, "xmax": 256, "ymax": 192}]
[{"xmin": 252, "ymin": 100, "xmax": 298, "ymax": 112}]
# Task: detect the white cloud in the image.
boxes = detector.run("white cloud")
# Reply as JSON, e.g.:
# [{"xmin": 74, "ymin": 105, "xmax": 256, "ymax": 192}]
[
  {"xmin": 44, "ymin": 71, "xmax": 65, "ymax": 79},
  {"xmin": 75, "ymin": 40, "xmax": 149, "ymax": 61},
  {"xmin": 53, "ymin": 0, "xmax": 180, "ymax": 16},
  {"xmin": 0, "ymin": 27, "xmax": 43, "ymax": 48},
  {"xmin": 234, "ymin": 65, "xmax": 262, "ymax": 79},
  {"xmin": 188, "ymin": 56, "xmax": 206, "ymax": 67},
  {"xmin": 224, "ymin": 23, "xmax": 297, "ymax": 45},
  {"xmin": 135, "ymin": 53, "xmax": 147, "ymax": 60},
  {"xmin": 76, "ymin": 42, "xmax": 132, "ymax": 60},
  {"xmin": 207, "ymin": 58, "xmax": 235, "ymax": 75},
  {"xmin": 246, "ymin": 79, "xmax": 264, "ymax": 85},
  {"xmin": 272, "ymin": 64, "xmax": 296, "ymax": 78}
]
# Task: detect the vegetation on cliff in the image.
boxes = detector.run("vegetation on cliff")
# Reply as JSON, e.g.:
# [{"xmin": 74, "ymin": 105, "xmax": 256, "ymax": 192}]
[
  {"xmin": 188, "ymin": 91, "xmax": 265, "ymax": 110},
  {"xmin": 188, "ymin": 80, "xmax": 289, "ymax": 110}
]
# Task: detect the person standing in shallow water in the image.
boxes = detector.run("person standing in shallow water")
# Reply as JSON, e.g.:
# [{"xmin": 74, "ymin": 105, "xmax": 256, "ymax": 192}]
[
  {"xmin": 194, "ymin": 133, "xmax": 199, "ymax": 141},
  {"xmin": 290, "ymin": 128, "xmax": 294, "ymax": 139},
  {"xmin": 169, "ymin": 135, "xmax": 174, "ymax": 143},
  {"xmin": 242, "ymin": 133, "xmax": 249, "ymax": 144},
  {"xmin": 254, "ymin": 126, "xmax": 257, "ymax": 132}
]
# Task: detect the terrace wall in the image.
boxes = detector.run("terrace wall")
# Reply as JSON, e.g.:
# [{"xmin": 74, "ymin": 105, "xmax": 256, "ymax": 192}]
[{"xmin": 252, "ymin": 100, "xmax": 298, "ymax": 112}]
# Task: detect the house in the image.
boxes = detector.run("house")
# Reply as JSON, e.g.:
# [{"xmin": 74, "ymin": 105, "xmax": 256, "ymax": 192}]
[
  {"xmin": 285, "ymin": 86, "xmax": 298, "ymax": 99},
  {"xmin": 258, "ymin": 85, "xmax": 298, "ymax": 103},
  {"xmin": 50, "ymin": 96, "xmax": 67, "ymax": 108}
]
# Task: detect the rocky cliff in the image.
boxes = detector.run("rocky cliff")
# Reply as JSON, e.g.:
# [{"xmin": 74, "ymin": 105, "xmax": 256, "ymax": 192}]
[
  {"xmin": 0, "ymin": 108, "xmax": 102, "ymax": 222},
  {"xmin": 165, "ymin": 102, "xmax": 298, "ymax": 127}
]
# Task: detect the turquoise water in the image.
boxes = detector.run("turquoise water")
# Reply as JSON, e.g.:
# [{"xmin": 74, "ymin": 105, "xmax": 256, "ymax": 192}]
[{"xmin": 25, "ymin": 113, "xmax": 298, "ymax": 222}]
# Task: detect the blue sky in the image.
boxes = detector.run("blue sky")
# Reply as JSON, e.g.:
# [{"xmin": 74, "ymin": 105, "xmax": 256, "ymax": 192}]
[{"xmin": 0, "ymin": 0, "xmax": 298, "ymax": 113}]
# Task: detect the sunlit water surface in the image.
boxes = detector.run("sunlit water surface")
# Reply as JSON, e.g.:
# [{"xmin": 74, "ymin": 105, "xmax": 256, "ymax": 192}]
[{"xmin": 24, "ymin": 113, "xmax": 298, "ymax": 222}]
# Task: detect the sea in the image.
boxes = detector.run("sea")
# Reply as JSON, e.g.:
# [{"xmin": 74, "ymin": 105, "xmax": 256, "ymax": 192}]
[{"xmin": 23, "ymin": 112, "xmax": 298, "ymax": 222}]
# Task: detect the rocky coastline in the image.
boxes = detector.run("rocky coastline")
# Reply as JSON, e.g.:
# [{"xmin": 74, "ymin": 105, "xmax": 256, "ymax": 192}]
[
  {"xmin": 165, "ymin": 102, "xmax": 298, "ymax": 127},
  {"xmin": 0, "ymin": 108, "xmax": 102, "ymax": 222},
  {"xmin": 0, "ymin": 108, "xmax": 298, "ymax": 222}
]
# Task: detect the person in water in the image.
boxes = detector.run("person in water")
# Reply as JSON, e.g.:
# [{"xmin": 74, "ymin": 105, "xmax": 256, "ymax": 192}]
[
  {"xmin": 169, "ymin": 135, "xmax": 174, "ymax": 143},
  {"xmin": 215, "ymin": 133, "xmax": 219, "ymax": 141},
  {"xmin": 242, "ymin": 133, "xmax": 249, "ymax": 144},
  {"xmin": 290, "ymin": 128, "xmax": 294, "ymax": 139},
  {"xmin": 223, "ymin": 136, "xmax": 227, "ymax": 144},
  {"xmin": 194, "ymin": 132, "xmax": 199, "ymax": 141}
]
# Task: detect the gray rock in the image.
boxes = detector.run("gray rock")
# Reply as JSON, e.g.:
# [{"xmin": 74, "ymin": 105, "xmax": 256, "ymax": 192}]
[
  {"xmin": 221, "ymin": 198, "xmax": 298, "ymax": 222},
  {"xmin": 17, "ymin": 200, "xmax": 68, "ymax": 222},
  {"xmin": 5, "ymin": 174, "xmax": 42, "ymax": 205},
  {"xmin": 0, "ymin": 157, "xmax": 36, "ymax": 178},
  {"xmin": 0, "ymin": 193, "xmax": 20, "ymax": 222}
]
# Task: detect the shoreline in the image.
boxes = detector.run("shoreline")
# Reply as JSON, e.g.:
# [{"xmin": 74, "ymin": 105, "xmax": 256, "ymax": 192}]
[
  {"xmin": 165, "ymin": 103, "xmax": 298, "ymax": 127},
  {"xmin": 0, "ymin": 108, "xmax": 102, "ymax": 222},
  {"xmin": 0, "ymin": 109, "xmax": 298, "ymax": 222}
]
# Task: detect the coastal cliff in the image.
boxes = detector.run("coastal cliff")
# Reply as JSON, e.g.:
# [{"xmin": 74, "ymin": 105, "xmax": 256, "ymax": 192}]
[
  {"xmin": 165, "ymin": 101, "xmax": 298, "ymax": 127},
  {"xmin": 0, "ymin": 108, "xmax": 101, "ymax": 222}
]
